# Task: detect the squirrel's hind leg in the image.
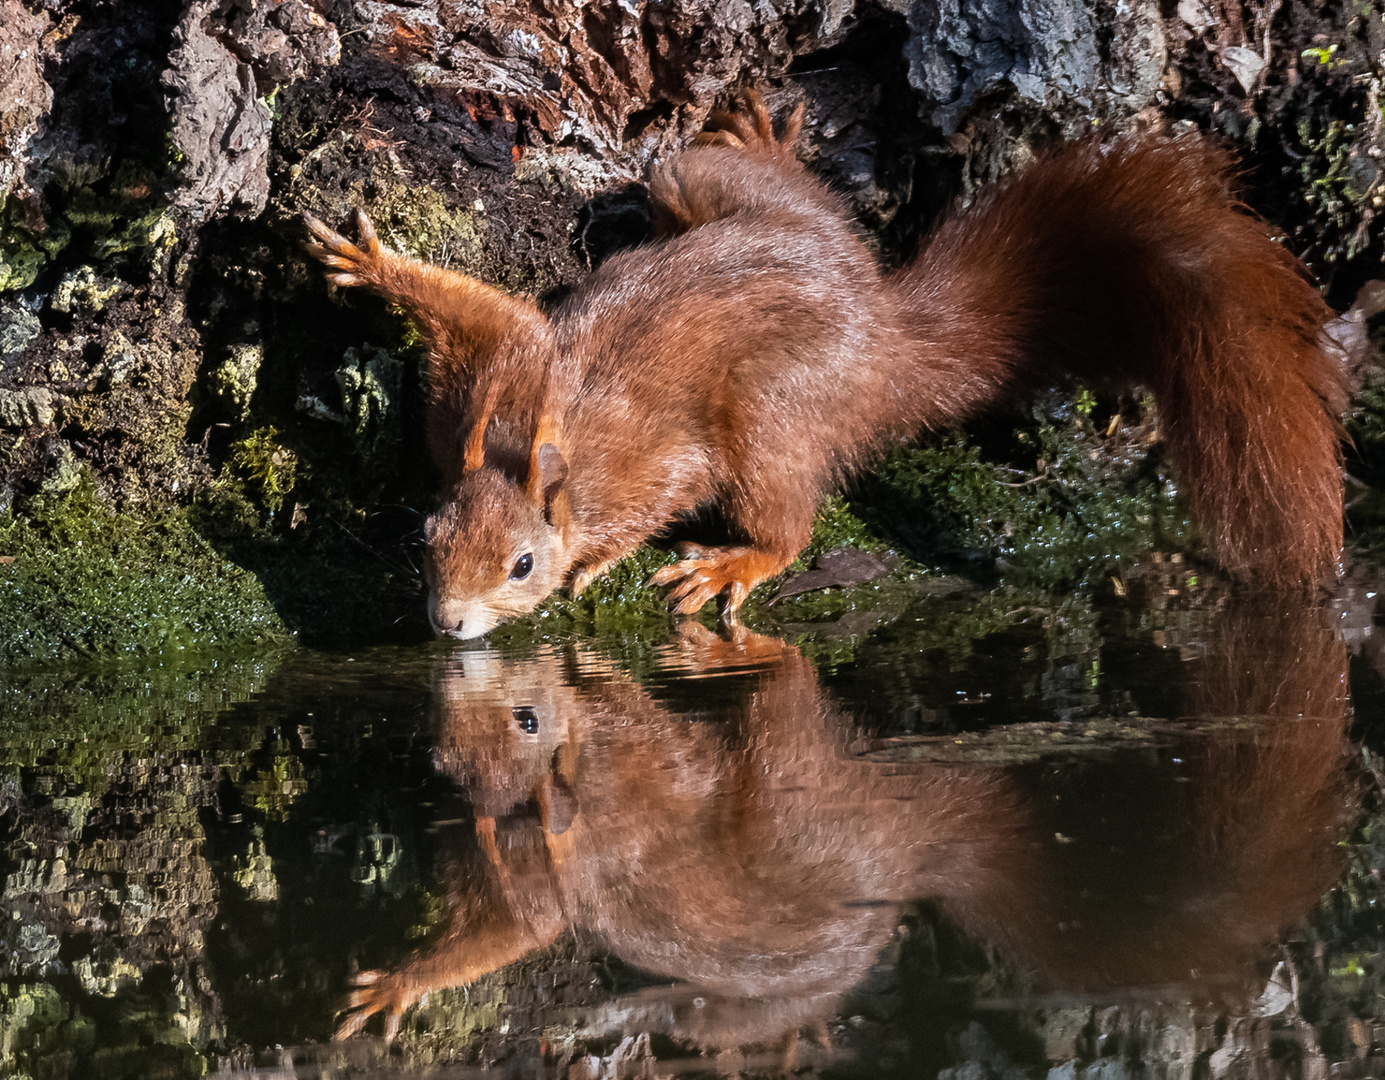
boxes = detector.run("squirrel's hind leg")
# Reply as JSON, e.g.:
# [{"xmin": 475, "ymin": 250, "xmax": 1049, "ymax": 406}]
[
  {"xmin": 305, "ymin": 209, "xmax": 551, "ymax": 393},
  {"xmin": 694, "ymin": 89, "xmax": 804, "ymax": 160},
  {"xmin": 650, "ymin": 92, "xmax": 821, "ymax": 237}
]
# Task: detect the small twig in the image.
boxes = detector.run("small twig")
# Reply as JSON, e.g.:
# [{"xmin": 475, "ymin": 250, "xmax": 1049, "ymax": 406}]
[{"xmin": 996, "ymin": 470, "xmax": 1051, "ymax": 488}]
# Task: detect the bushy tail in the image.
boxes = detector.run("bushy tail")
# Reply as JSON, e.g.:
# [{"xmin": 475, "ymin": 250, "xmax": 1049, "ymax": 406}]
[{"xmin": 893, "ymin": 137, "xmax": 1349, "ymax": 586}]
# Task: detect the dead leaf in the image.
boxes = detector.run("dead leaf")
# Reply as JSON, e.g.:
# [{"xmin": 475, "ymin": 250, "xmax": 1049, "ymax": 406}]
[
  {"xmin": 772, "ymin": 547, "xmax": 898, "ymax": 602},
  {"xmin": 1220, "ymin": 46, "xmax": 1266, "ymax": 93}
]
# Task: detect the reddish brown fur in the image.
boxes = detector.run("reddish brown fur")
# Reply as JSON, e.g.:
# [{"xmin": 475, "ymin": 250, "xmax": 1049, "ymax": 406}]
[
  {"xmin": 335, "ymin": 613, "xmax": 1357, "ymax": 1047},
  {"xmin": 895, "ymin": 140, "xmax": 1346, "ymax": 585},
  {"xmin": 306, "ymin": 94, "xmax": 1348, "ymax": 638}
]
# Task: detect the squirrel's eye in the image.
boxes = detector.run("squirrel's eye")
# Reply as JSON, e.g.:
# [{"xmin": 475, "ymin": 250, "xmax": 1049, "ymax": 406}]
[
  {"xmin": 510, "ymin": 553, "xmax": 534, "ymax": 580},
  {"xmin": 513, "ymin": 706, "xmax": 539, "ymax": 734}
]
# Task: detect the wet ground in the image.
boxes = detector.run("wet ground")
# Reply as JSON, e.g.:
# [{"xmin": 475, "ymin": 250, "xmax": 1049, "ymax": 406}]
[{"xmin": 4, "ymin": 561, "xmax": 1385, "ymax": 1079}]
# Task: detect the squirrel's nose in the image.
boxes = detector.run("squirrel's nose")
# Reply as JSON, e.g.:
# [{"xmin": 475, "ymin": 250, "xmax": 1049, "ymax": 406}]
[{"xmin": 430, "ymin": 595, "xmax": 493, "ymax": 639}]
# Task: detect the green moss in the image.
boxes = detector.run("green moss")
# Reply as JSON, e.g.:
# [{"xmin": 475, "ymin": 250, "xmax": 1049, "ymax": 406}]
[
  {"xmin": 848, "ymin": 402, "xmax": 1187, "ymax": 589},
  {"xmin": 0, "ymin": 478, "xmax": 290, "ymax": 662},
  {"xmin": 226, "ymin": 427, "xmax": 299, "ymax": 517},
  {"xmin": 336, "ymin": 345, "xmax": 402, "ymax": 456},
  {"xmin": 210, "ymin": 343, "xmax": 263, "ymax": 421},
  {"xmin": 1295, "ymin": 117, "xmax": 1374, "ymax": 260},
  {"xmin": 0, "ymin": 239, "xmax": 46, "ymax": 293},
  {"xmin": 343, "ymin": 183, "xmax": 481, "ymax": 266},
  {"xmin": 0, "ymin": 196, "xmax": 70, "ymax": 293},
  {"xmin": 0, "ymin": 983, "xmax": 95, "ymax": 1080},
  {"xmin": 92, "ymin": 207, "xmax": 177, "ymax": 265},
  {"xmin": 485, "ymin": 545, "xmax": 679, "ymax": 650},
  {"xmin": 0, "ymin": 151, "xmax": 177, "ymax": 293},
  {"xmin": 50, "ymin": 265, "xmax": 122, "ymax": 315},
  {"xmin": 795, "ymin": 496, "xmax": 892, "ymax": 563},
  {"xmin": 62, "ymin": 178, "xmax": 177, "ymax": 267}
]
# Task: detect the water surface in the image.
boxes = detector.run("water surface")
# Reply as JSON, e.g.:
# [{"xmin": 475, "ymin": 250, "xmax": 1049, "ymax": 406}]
[{"xmin": 3, "ymin": 566, "xmax": 1383, "ymax": 1078}]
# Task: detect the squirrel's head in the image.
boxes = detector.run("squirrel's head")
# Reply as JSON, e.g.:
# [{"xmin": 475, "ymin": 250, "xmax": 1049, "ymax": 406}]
[
  {"xmin": 428, "ymin": 647, "xmax": 584, "ymax": 828},
  {"xmin": 423, "ymin": 407, "xmax": 573, "ymax": 640}
]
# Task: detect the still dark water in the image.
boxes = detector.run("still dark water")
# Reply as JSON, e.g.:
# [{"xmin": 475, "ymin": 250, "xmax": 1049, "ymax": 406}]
[{"xmin": 4, "ymin": 565, "xmax": 1385, "ymax": 1079}]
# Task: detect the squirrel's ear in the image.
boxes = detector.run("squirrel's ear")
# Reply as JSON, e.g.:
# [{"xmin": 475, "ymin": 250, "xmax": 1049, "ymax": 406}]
[
  {"xmin": 533, "ymin": 444, "xmax": 569, "ymax": 526},
  {"xmin": 540, "ymin": 743, "xmax": 579, "ymax": 834},
  {"xmin": 527, "ymin": 414, "xmax": 569, "ymax": 526}
]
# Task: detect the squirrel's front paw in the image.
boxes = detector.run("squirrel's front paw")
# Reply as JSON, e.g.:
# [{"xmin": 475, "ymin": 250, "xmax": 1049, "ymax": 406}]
[
  {"xmin": 649, "ymin": 544, "xmax": 787, "ymax": 616},
  {"xmin": 304, "ymin": 209, "xmax": 387, "ymax": 289},
  {"xmin": 334, "ymin": 968, "xmax": 415, "ymax": 1042}
]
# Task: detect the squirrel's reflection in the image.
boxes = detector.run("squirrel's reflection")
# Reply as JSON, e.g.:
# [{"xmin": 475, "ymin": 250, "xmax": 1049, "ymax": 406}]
[{"xmin": 338, "ymin": 605, "xmax": 1358, "ymax": 1048}]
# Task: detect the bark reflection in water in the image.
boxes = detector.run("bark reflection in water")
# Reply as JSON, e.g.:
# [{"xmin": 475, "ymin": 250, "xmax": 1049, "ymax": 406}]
[{"xmin": 337, "ymin": 599, "xmax": 1360, "ymax": 1067}]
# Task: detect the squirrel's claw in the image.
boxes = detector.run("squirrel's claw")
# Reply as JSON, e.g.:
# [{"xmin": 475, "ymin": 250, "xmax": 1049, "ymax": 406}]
[
  {"xmin": 334, "ymin": 968, "xmax": 410, "ymax": 1043},
  {"xmin": 649, "ymin": 545, "xmax": 786, "ymax": 616},
  {"xmin": 304, "ymin": 209, "xmax": 386, "ymax": 289},
  {"xmin": 569, "ymin": 558, "xmax": 616, "ymax": 597}
]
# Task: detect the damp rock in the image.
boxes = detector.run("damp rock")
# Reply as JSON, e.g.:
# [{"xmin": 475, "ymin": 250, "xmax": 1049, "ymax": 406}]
[
  {"xmin": 39, "ymin": 439, "xmax": 80, "ymax": 494},
  {"xmin": 0, "ymin": 0, "xmax": 54, "ymax": 204},
  {"xmin": 905, "ymin": 0, "xmax": 1095, "ymax": 132},
  {"xmin": 0, "ymin": 387, "xmax": 55, "ymax": 428},
  {"xmin": 0, "ymin": 298, "xmax": 41, "ymax": 363},
  {"xmin": 366, "ymin": 0, "xmax": 854, "ymax": 163},
  {"xmin": 50, "ymin": 266, "xmax": 120, "ymax": 316},
  {"xmin": 295, "ymin": 392, "xmax": 344, "ymax": 424},
  {"xmin": 161, "ymin": 0, "xmax": 339, "ymax": 224},
  {"xmin": 1177, "ymin": 0, "xmax": 1213, "ymax": 31},
  {"xmin": 335, "ymin": 346, "xmax": 401, "ymax": 452},
  {"xmin": 99, "ymin": 331, "xmax": 140, "ymax": 387},
  {"xmin": 214, "ymin": 0, "xmax": 341, "ymax": 93},
  {"xmin": 1219, "ymin": 45, "xmax": 1266, "ymax": 94},
  {"xmin": 211, "ymin": 342, "xmax": 262, "ymax": 420},
  {"xmin": 514, "ymin": 147, "xmax": 635, "ymax": 196},
  {"xmin": 162, "ymin": 0, "xmax": 274, "ymax": 222},
  {"xmin": 904, "ymin": 0, "xmax": 1164, "ymax": 132}
]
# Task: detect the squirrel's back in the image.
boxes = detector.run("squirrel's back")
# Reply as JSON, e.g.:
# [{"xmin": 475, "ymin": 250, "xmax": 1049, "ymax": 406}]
[{"xmin": 562, "ymin": 126, "xmax": 1349, "ymax": 587}]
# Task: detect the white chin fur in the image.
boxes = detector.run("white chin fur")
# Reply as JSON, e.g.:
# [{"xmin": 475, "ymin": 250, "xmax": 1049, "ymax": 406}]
[{"xmin": 439, "ymin": 621, "xmax": 492, "ymax": 641}]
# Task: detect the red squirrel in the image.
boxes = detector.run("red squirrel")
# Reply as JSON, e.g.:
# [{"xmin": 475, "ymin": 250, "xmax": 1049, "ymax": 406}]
[{"xmin": 305, "ymin": 94, "xmax": 1349, "ymax": 639}]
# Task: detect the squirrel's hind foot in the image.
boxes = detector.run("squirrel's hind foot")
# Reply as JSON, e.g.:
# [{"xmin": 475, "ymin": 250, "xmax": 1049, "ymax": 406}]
[
  {"xmin": 695, "ymin": 89, "xmax": 804, "ymax": 159},
  {"xmin": 304, "ymin": 208, "xmax": 387, "ymax": 289}
]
